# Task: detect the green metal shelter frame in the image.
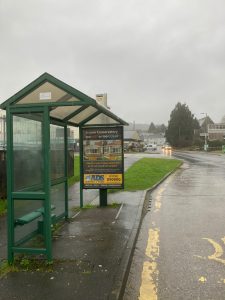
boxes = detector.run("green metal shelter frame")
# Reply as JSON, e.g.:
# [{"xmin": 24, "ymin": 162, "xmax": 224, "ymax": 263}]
[{"xmin": 0, "ymin": 72, "xmax": 127, "ymax": 263}]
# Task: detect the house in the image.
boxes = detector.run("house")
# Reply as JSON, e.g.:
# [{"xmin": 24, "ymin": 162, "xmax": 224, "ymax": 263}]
[
  {"xmin": 194, "ymin": 115, "xmax": 214, "ymax": 141},
  {"xmin": 140, "ymin": 132, "xmax": 165, "ymax": 146},
  {"xmin": 124, "ymin": 130, "xmax": 143, "ymax": 151},
  {"xmin": 208, "ymin": 123, "xmax": 225, "ymax": 141}
]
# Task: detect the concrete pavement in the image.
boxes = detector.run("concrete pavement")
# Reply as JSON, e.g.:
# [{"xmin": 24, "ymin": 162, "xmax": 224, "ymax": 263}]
[
  {"xmin": 0, "ymin": 186, "xmax": 146, "ymax": 300},
  {"xmin": 0, "ymin": 152, "xmax": 168, "ymax": 300}
]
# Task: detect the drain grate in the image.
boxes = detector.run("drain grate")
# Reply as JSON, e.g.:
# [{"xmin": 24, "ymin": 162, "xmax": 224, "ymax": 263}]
[{"xmin": 147, "ymin": 195, "xmax": 152, "ymax": 212}]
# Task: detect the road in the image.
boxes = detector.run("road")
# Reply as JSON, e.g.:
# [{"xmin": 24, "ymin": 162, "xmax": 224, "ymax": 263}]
[{"xmin": 124, "ymin": 151, "xmax": 225, "ymax": 300}]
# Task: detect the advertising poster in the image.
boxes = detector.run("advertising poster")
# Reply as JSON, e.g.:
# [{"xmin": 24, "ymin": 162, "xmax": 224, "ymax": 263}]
[{"xmin": 82, "ymin": 126, "xmax": 124, "ymax": 189}]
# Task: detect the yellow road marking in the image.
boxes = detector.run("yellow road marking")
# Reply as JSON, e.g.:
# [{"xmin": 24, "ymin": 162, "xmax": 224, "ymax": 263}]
[
  {"xmin": 154, "ymin": 187, "xmax": 164, "ymax": 213},
  {"xmin": 139, "ymin": 228, "xmax": 160, "ymax": 300},
  {"xmin": 221, "ymin": 237, "xmax": 225, "ymax": 245},
  {"xmin": 203, "ymin": 238, "xmax": 225, "ymax": 265},
  {"xmin": 195, "ymin": 237, "xmax": 225, "ymax": 265},
  {"xmin": 198, "ymin": 276, "xmax": 207, "ymax": 283}
]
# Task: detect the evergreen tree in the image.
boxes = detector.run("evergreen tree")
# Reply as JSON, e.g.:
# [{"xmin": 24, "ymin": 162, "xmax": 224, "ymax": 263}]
[
  {"xmin": 148, "ymin": 122, "xmax": 156, "ymax": 133},
  {"xmin": 158, "ymin": 124, "xmax": 166, "ymax": 133},
  {"xmin": 166, "ymin": 102, "xmax": 198, "ymax": 147}
]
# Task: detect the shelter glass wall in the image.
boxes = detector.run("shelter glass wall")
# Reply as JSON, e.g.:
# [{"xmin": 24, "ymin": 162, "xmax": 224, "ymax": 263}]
[
  {"xmin": 50, "ymin": 124, "xmax": 66, "ymax": 218},
  {"xmin": 12, "ymin": 112, "xmax": 45, "ymax": 250},
  {"xmin": 13, "ymin": 114, "xmax": 43, "ymax": 192},
  {"xmin": 50, "ymin": 124, "xmax": 65, "ymax": 180},
  {"xmin": 14, "ymin": 199, "xmax": 44, "ymax": 248}
]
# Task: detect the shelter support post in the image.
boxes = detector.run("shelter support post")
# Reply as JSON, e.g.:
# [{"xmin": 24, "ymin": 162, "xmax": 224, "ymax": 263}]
[
  {"xmin": 43, "ymin": 107, "xmax": 52, "ymax": 262},
  {"xmin": 99, "ymin": 189, "xmax": 107, "ymax": 207},
  {"xmin": 64, "ymin": 125, "xmax": 69, "ymax": 219},
  {"xmin": 6, "ymin": 107, "xmax": 14, "ymax": 264},
  {"xmin": 79, "ymin": 126, "xmax": 83, "ymax": 208}
]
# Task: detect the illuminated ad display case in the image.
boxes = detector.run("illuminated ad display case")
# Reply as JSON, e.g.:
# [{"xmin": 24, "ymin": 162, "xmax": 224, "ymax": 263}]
[{"xmin": 82, "ymin": 126, "xmax": 124, "ymax": 189}]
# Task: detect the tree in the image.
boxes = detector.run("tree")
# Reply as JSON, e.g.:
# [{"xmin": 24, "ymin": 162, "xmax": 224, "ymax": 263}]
[
  {"xmin": 158, "ymin": 124, "xmax": 166, "ymax": 133},
  {"xmin": 166, "ymin": 102, "xmax": 199, "ymax": 147},
  {"xmin": 148, "ymin": 122, "xmax": 156, "ymax": 133},
  {"xmin": 148, "ymin": 123, "xmax": 166, "ymax": 133}
]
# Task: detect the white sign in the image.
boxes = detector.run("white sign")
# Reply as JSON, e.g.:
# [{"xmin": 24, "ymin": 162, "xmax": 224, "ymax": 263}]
[{"xmin": 39, "ymin": 92, "xmax": 52, "ymax": 100}]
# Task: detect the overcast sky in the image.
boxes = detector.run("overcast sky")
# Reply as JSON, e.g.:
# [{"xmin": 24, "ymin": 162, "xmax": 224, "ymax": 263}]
[{"xmin": 1, "ymin": 0, "xmax": 225, "ymax": 125}]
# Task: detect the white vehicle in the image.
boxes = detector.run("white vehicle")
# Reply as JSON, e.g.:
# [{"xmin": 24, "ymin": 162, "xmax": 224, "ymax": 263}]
[{"xmin": 144, "ymin": 144, "xmax": 157, "ymax": 151}]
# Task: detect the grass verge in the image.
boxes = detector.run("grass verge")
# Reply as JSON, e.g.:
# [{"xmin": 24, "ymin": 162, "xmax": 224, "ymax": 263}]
[
  {"xmin": 123, "ymin": 157, "xmax": 181, "ymax": 191},
  {"xmin": 68, "ymin": 156, "xmax": 181, "ymax": 192}
]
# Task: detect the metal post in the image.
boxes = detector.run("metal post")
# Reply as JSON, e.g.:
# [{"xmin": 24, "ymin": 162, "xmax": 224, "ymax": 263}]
[
  {"xmin": 201, "ymin": 112, "xmax": 208, "ymax": 151},
  {"xmin": 99, "ymin": 189, "xmax": 107, "ymax": 206},
  {"xmin": 3, "ymin": 115, "xmax": 6, "ymax": 149},
  {"xmin": 204, "ymin": 113, "xmax": 208, "ymax": 151},
  {"xmin": 79, "ymin": 126, "xmax": 83, "ymax": 208},
  {"xmin": 6, "ymin": 108, "xmax": 14, "ymax": 263},
  {"xmin": 43, "ymin": 107, "xmax": 52, "ymax": 261},
  {"xmin": 64, "ymin": 125, "xmax": 68, "ymax": 219}
]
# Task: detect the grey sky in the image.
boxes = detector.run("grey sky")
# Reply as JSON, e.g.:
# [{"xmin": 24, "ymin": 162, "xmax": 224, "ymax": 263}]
[{"xmin": 1, "ymin": 0, "xmax": 225, "ymax": 125}]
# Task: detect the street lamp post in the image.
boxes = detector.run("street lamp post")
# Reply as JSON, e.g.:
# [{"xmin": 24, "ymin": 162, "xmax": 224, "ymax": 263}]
[{"xmin": 201, "ymin": 113, "xmax": 208, "ymax": 151}]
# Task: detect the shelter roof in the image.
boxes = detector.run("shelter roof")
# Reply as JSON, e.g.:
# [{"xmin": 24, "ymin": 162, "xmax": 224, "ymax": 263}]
[{"xmin": 0, "ymin": 72, "xmax": 128, "ymax": 127}]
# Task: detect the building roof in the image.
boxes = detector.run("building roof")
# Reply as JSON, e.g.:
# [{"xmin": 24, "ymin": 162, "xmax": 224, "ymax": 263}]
[
  {"xmin": 124, "ymin": 130, "xmax": 141, "ymax": 141},
  {"xmin": 198, "ymin": 116, "xmax": 214, "ymax": 128}
]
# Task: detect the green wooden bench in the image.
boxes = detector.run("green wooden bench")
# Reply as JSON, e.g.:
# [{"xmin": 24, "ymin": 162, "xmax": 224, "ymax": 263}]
[{"xmin": 15, "ymin": 205, "xmax": 56, "ymax": 226}]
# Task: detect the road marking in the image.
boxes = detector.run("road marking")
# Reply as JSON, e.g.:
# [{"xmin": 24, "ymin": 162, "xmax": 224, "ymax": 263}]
[
  {"xmin": 195, "ymin": 237, "xmax": 225, "ymax": 265},
  {"xmin": 139, "ymin": 228, "xmax": 160, "ymax": 300},
  {"xmin": 154, "ymin": 187, "xmax": 164, "ymax": 213},
  {"xmin": 115, "ymin": 203, "xmax": 123, "ymax": 220},
  {"xmin": 199, "ymin": 276, "xmax": 207, "ymax": 283},
  {"xmin": 71, "ymin": 211, "xmax": 81, "ymax": 219}
]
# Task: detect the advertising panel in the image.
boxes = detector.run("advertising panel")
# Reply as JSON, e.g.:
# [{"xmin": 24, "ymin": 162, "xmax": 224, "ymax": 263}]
[{"xmin": 82, "ymin": 126, "xmax": 124, "ymax": 189}]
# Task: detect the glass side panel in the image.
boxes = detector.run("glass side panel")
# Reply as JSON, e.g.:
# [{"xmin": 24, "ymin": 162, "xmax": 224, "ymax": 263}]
[
  {"xmin": 16, "ymin": 82, "xmax": 80, "ymax": 104},
  {"xmin": 14, "ymin": 199, "xmax": 44, "ymax": 248},
  {"xmin": 69, "ymin": 106, "xmax": 97, "ymax": 124},
  {"xmin": 50, "ymin": 105, "xmax": 82, "ymax": 120},
  {"xmin": 13, "ymin": 114, "xmax": 43, "ymax": 192},
  {"xmin": 50, "ymin": 124, "xmax": 65, "ymax": 180},
  {"xmin": 86, "ymin": 113, "xmax": 119, "ymax": 125},
  {"xmin": 51, "ymin": 182, "xmax": 65, "ymax": 217}
]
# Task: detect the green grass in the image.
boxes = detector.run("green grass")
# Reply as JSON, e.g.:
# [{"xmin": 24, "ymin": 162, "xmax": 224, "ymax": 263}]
[
  {"xmin": 123, "ymin": 158, "xmax": 181, "ymax": 191},
  {"xmin": 0, "ymin": 200, "xmax": 7, "ymax": 216},
  {"xmin": 68, "ymin": 155, "xmax": 80, "ymax": 186},
  {"xmin": 68, "ymin": 156, "xmax": 181, "ymax": 192}
]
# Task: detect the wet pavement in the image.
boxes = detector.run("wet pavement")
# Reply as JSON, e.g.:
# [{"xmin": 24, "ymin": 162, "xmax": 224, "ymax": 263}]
[
  {"xmin": 124, "ymin": 151, "xmax": 225, "ymax": 300},
  {"xmin": 0, "ymin": 190, "xmax": 146, "ymax": 300},
  {"xmin": 1, "ymin": 153, "xmax": 163, "ymax": 300}
]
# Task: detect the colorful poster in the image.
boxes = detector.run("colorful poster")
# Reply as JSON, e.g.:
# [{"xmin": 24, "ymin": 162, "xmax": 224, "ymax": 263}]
[{"xmin": 82, "ymin": 126, "xmax": 124, "ymax": 189}]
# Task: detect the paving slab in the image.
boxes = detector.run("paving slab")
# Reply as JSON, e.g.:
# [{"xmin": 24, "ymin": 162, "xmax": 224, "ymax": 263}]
[{"xmin": 0, "ymin": 190, "xmax": 145, "ymax": 300}]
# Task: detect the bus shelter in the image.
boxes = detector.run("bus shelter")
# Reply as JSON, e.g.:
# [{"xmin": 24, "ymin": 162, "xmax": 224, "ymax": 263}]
[{"xmin": 0, "ymin": 73, "xmax": 127, "ymax": 262}]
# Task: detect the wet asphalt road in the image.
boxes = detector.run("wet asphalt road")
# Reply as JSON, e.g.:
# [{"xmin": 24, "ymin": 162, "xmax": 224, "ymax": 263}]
[{"xmin": 124, "ymin": 151, "xmax": 225, "ymax": 300}]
